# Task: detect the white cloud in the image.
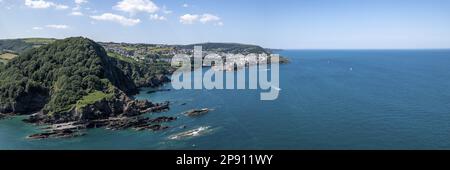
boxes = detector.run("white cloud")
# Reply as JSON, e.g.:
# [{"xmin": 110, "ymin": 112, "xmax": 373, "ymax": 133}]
[
  {"xmin": 180, "ymin": 13, "xmax": 223, "ymax": 25},
  {"xmin": 46, "ymin": 24, "xmax": 69, "ymax": 29},
  {"xmin": 25, "ymin": 0, "xmax": 52, "ymax": 9},
  {"xmin": 75, "ymin": 0, "xmax": 87, "ymax": 4},
  {"xmin": 72, "ymin": 0, "xmax": 87, "ymax": 10},
  {"xmin": 200, "ymin": 14, "xmax": 220, "ymax": 23},
  {"xmin": 91, "ymin": 13, "xmax": 141, "ymax": 26},
  {"xmin": 54, "ymin": 4, "xmax": 68, "ymax": 10},
  {"xmin": 72, "ymin": 0, "xmax": 87, "ymax": 11},
  {"xmin": 150, "ymin": 14, "xmax": 166, "ymax": 21},
  {"xmin": 25, "ymin": 0, "xmax": 53, "ymax": 9},
  {"xmin": 182, "ymin": 3, "xmax": 189, "ymax": 8},
  {"xmin": 32, "ymin": 26, "xmax": 43, "ymax": 30},
  {"xmin": 70, "ymin": 11, "xmax": 83, "ymax": 16},
  {"xmin": 179, "ymin": 14, "xmax": 199, "ymax": 24},
  {"xmin": 114, "ymin": 0, "xmax": 159, "ymax": 14},
  {"xmin": 25, "ymin": 0, "xmax": 68, "ymax": 10}
]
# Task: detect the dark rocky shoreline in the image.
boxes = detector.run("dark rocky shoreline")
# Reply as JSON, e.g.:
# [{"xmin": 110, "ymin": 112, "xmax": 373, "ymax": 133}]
[
  {"xmin": 0, "ymin": 76, "xmax": 213, "ymax": 140},
  {"xmin": 22, "ymin": 86, "xmax": 175, "ymax": 139},
  {"xmin": 26, "ymin": 115, "xmax": 178, "ymax": 140}
]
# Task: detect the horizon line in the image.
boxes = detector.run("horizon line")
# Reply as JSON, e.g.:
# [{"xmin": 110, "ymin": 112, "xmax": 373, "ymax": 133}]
[{"xmin": 277, "ymin": 48, "xmax": 450, "ymax": 50}]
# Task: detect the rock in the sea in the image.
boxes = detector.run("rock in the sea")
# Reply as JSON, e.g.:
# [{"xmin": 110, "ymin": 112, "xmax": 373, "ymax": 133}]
[
  {"xmin": 87, "ymin": 115, "xmax": 177, "ymax": 131},
  {"xmin": 140, "ymin": 102, "xmax": 170, "ymax": 113},
  {"xmin": 27, "ymin": 129, "xmax": 86, "ymax": 140},
  {"xmin": 27, "ymin": 115, "xmax": 177, "ymax": 139},
  {"xmin": 183, "ymin": 108, "xmax": 211, "ymax": 117}
]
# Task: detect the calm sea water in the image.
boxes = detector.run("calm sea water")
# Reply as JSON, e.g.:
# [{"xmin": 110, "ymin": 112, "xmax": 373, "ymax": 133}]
[{"xmin": 1, "ymin": 50, "xmax": 450, "ymax": 150}]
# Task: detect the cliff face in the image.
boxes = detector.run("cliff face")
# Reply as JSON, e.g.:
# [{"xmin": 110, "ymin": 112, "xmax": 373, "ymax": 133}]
[
  {"xmin": 24, "ymin": 88, "xmax": 157, "ymax": 124},
  {"xmin": 0, "ymin": 37, "xmax": 168, "ymax": 123},
  {"xmin": 110, "ymin": 58, "xmax": 172, "ymax": 88}
]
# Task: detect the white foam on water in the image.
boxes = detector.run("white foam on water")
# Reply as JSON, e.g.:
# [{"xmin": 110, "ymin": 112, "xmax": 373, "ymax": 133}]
[{"xmin": 168, "ymin": 126, "xmax": 212, "ymax": 140}]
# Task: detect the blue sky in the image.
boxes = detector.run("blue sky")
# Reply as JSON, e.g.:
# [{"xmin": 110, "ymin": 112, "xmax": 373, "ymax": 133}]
[{"xmin": 1, "ymin": 0, "xmax": 450, "ymax": 49}]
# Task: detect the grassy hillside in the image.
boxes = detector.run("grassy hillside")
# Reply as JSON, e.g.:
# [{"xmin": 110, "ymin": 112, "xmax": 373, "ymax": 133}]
[{"xmin": 0, "ymin": 38, "xmax": 56, "ymax": 54}]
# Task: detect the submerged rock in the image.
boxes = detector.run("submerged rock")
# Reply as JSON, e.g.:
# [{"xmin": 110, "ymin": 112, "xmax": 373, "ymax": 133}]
[
  {"xmin": 27, "ymin": 129, "xmax": 86, "ymax": 140},
  {"xmin": 27, "ymin": 115, "xmax": 177, "ymax": 139},
  {"xmin": 104, "ymin": 116, "xmax": 176, "ymax": 131},
  {"xmin": 183, "ymin": 108, "xmax": 211, "ymax": 117}
]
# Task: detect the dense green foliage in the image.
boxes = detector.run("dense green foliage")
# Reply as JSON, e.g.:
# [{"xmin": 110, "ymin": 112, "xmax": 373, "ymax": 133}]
[
  {"xmin": 0, "ymin": 37, "xmax": 137, "ymax": 115},
  {"xmin": 111, "ymin": 57, "xmax": 172, "ymax": 87}
]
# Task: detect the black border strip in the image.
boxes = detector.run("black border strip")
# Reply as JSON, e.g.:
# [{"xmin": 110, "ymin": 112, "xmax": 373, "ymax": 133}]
[{"xmin": 1, "ymin": 150, "xmax": 449, "ymax": 168}]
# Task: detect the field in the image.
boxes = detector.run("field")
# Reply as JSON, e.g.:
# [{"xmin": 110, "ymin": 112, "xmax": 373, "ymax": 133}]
[
  {"xmin": 22, "ymin": 38, "xmax": 56, "ymax": 44},
  {"xmin": 107, "ymin": 51, "xmax": 139, "ymax": 64},
  {"xmin": 0, "ymin": 52, "xmax": 18, "ymax": 64},
  {"xmin": 76, "ymin": 91, "xmax": 114, "ymax": 109}
]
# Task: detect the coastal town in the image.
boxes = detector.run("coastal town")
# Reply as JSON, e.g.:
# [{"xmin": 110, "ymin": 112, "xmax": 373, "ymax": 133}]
[{"xmin": 100, "ymin": 42, "xmax": 285, "ymax": 71}]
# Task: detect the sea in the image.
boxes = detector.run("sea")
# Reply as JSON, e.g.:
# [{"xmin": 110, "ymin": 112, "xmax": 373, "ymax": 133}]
[{"xmin": 1, "ymin": 49, "xmax": 450, "ymax": 150}]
